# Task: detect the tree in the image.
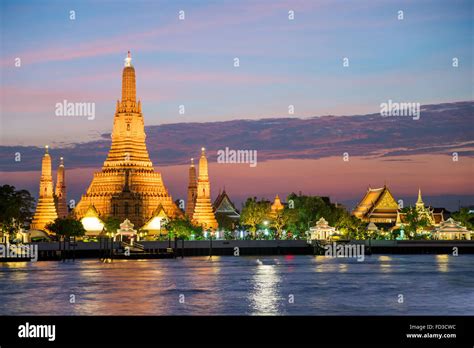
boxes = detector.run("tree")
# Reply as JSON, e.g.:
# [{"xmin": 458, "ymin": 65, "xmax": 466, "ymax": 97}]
[
  {"xmin": 451, "ymin": 208, "xmax": 474, "ymax": 230},
  {"xmin": 336, "ymin": 212, "xmax": 368, "ymax": 240},
  {"xmin": 270, "ymin": 209, "xmax": 290, "ymax": 239},
  {"xmin": 403, "ymin": 207, "xmax": 430, "ymax": 239},
  {"xmin": 285, "ymin": 193, "xmax": 339, "ymax": 238},
  {"xmin": 240, "ymin": 198, "xmax": 270, "ymax": 238},
  {"xmin": 166, "ymin": 218, "xmax": 203, "ymax": 240},
  {"xmin": 103, "ymin": 216, "xmax": 121, "ymax": 233},
  {"xmin": 0, "ymin": 185, "xmax": 35, "ymax": 235},
  {"xmin": 46, "ymin": 217, "xmax": 86, "ymax": 238}
]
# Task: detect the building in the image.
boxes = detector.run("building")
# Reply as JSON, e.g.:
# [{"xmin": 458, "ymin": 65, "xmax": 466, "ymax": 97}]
[
  {"xmin": 352, "ymin": 185, "xmax": 399, "ymax": 223},
  {"xmin": 185, "ymin": 158, "xmax": 197, "ymax": 219},
  {"xmin": 213, "ymin": 189, "xmax": 240, "ymax": 229},
  {"xmin": 396, "ymin": 189, "xmax": 444, "ymax": 229},
  {"xmin": 432, "ymin": 218, "xmax": 472, "ymax": 240},
  {"xmin": 309, "ymin": 217, "xmax": 338, "ymax": 240},
  {"xmin": 141, "ymin": 205, "xmax": 169, "ymax": 237},
  {"xmin": 192, "ymin": 148, "xmax": 218, "ymax": 230},
  {"xmin": 80, "ymin": 205, "xmax": 104, "ymax": 237},
  {"xmin": 270, "ymin": 194, "xmax": 284, "ymax": 217},
  {"xmin": 55, "ymin": 157, "xmax": 68, "ymax": 218},
  {"xmin": 74, "ymin": 52, "xmax": 181, "ymax": 227},
  {"xmin": 31, "ymin": 146, "xmax": 58, "ymax": 231}
]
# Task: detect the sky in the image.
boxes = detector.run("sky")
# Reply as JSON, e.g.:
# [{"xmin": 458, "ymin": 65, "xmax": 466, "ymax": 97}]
[
  {"xmin": 0, "ymin": 0, "xmax": 473, "ymax": 210},
  {"xmin": 1, "ymin": 0, "xmax": 472, "ymax": 145}
]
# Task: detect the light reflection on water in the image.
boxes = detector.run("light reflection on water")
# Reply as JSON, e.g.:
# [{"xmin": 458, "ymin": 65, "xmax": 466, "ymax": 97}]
[
  {"xmin": 436, "ymin": 254, "xmax": 449, "ymax": 273},
  {"xmin": 250, "ymin": 264, "xmax": 280, "ymax": 315},
  {"xmin": 0, "ymin": 255, "xmax": 473, "ymax": 315}
]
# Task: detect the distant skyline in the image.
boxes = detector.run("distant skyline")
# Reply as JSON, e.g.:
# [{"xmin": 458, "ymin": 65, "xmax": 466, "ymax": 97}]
[{"xmin": 1, "ymin": 0, "xmax": 472, "ymax": 145}]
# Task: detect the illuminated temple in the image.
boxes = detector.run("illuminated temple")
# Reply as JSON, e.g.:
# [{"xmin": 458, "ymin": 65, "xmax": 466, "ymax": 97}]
[
  {"xmin": 352, "ymin": 185, "xmax": 399, "ymax": 223},
  {"xmin": 191, "ymin": 148, "xmax": 218, "ymax": 230},
  {"xmin": 74, "ymin": 52, "xmax": 181, "ymax": 227},
  {"xmin": 31, "ymin": 146, "xmax": 58, "ymax": 231}
]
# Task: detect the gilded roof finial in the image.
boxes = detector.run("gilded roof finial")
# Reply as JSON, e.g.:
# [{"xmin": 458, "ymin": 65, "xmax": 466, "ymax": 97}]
[{"xmin": 45, "ymin": 145, "xmax": 49, "ymax": 154}]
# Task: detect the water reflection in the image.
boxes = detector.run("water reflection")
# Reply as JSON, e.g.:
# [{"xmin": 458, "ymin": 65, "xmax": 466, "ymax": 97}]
[
  {"xmin": 338, "ymin": 264, "xmax": 348, "ymax": 273},
  {"xmin": 378, "ymin": 255, "xmax": 392, "ymax": 273},
  {"xmin": 250, "ymin": 264, "xmax": 280, "ymax": 315},
  {"xmin": 436, "ymin": 254, "xmax": 449, "ymax": 273},
  {"xmin": 1, "ymin": 255, "xmax": 473, "ymax": 315}
]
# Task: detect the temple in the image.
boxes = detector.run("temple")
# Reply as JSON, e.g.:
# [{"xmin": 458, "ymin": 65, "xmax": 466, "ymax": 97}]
[
  {"xmin": 55, "ymin": 157, "xmax": 68, "ymax": 218},
  {"xmin": 213, "ymin": 189, "xmax": 240, "ymax": 229},
  {"xmin": 191, "ymin": 148, "xmax": 218, "ymax": 230},
  {"xmin": 74, "ymin": 52, "xmax": 181, "ymax": 227},
  {"xmin": 185, "ymin": 158, "xmax": 197, "ymax": 219},
  {"xmin": 31, "ymin": 146, "xmax": 58, "ymax": 231},
  {"xmin": 396, "ymin": 189, "xmax": 444, "ymax": 228},
  {"xmin": 432, "ymin": 218, "xmax": 471, "ymax": 240},
  {"xmin": 309, "ymin": 217, "xmax": 338, "ymax": 240},
  {"xmin": 270, "ymin": 194, "xmax": 284, "ymax": 217},
  {"xmin": 352, "ymin": 185, "xmax": 399, "ymax": 223}
]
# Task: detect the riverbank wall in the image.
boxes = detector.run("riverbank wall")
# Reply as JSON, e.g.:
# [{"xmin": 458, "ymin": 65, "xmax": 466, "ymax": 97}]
[{"xmin": 1, "ymin": 240, "xmax": 473, "ymax": 261}]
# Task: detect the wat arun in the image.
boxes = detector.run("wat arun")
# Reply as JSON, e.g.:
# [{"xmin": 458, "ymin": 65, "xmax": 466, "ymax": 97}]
[{"xmin": 74, "ymin": 52, "xmax": 181, "ymax": 227}]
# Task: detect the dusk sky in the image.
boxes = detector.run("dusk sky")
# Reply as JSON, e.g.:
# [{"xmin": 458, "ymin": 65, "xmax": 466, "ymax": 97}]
[
  {"xmin": 0, "ymin": 0, "xmax": 473, "ymax": 211},
  {"xmin": 1, "ymin": 0, "xmax": 472, "ymax": 145}
]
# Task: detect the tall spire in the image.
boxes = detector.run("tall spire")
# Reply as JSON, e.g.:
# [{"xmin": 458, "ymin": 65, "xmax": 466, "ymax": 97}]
[
  {"xmin": 31, "ymin": 146, "xmax": 58, "ymax": 231},
  {"xmin": 121, "ymin": 50, "xmax": 136, "ymax": 103},
  {"xmin": 186, "ymin": 158, "xmax": 197, "ymax": 219},
  {"xmin": 192, "ymin": 147, "xmax": 218, "ymax": 230},
  {"xmin": 198, "ymin": 147, "xmax": 209, "ymax": 180},
  {"xmin": 74, "ymin": 52, "xmax": 182, "ymax": 228},
  {"xmin": 416, "ymin": 188, "xmax": 424, "ymax": 209},
  {"xmin": 55, "ymin": 157, "xmax": 68, "ymax": 218},
  {"xmin": 105, "ymin": 52, "xmax": 149, "ymax": 167}
]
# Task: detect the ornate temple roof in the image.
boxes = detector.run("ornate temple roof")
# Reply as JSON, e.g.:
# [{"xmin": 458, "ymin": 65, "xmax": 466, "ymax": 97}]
[
  {"xmin": 352, "ymin": 185, "xmax": 398, "ymax": 222},
  {"xmin": 310, "ymin": 217, "xmax": 336, "ymax": 232},
  {"xmin": 213, "ymin": 189, "xmax": 239, "ymax": 216},
  {"xmin": 434, "ymin": 218, "xmax": 471, "ymax": 234}
]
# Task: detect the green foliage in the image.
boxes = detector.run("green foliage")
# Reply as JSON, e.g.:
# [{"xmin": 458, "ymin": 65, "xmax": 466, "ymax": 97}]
[
  {"xmin": 335, "ymin": 212, "xmax": 368, "ymax": 240},
  {"xmin": 0, "ymin": 185, "xmax": 35, "ymax": 234},
  {"xmin": 451, "ymin": 208, "xmax": 474, "ymax": 230},
  {"xmin": 224, "ymin": 230, "xmax": 235, "ymax": 240},
  {"xmin": 103, "ymin": 216, "xmax": 121, "ymax": 233},
  {"xmin": 403, "ymin": 206, "xmax": 431, "ymax": 239},
  {"xmin": 240, "ymin": 197, "xmax": 271, "ymax": 238},
  {"xmin": 285, "ymin": 193, "xmax": 347, "ymax": 239},
  {"xmin": 166, "ymin": 218, "xmax": 203, "ymax": 240},
  {"xmin": 269, "ymin": 208, "xmax": 293, "ymax": 239},
  {"xmin": 46, "ymin": 217, "xmax": 86, "ymax": 237}
]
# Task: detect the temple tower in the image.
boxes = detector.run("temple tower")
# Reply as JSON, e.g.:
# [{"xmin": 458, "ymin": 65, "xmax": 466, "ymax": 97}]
[
  {"xmin": 31, "ymin": 146, "xmax": 58, "ymax": 231},
  {"xmin": 74, "ymin": 52, "xmax": 181, "ymax": 227},
  {"xmin": 416, "ymin": 188, "xmax": 424, "ymax": 210},
  {"xmin": 192, "ymin": 148, "xmax": 218, "ymax": 230},
  {"xmin": 185, "ymin": 158, "xmax": 197, "ymax": 219},
  {"xmin": 55, "ymin": 157, "xmax": 68, "ymax": 218}
]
